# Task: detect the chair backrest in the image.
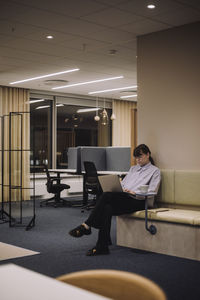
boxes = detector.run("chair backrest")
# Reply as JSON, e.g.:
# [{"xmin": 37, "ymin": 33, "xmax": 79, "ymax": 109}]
[
  {"xmin": 42, "ymin": 164, "xmax": 53, "ymax": 193},
  {"xmin": 84, "ymin": 161, "xmax": 98, "ymax": 177},
  {"xmin": 57, "ymin": 269, "xmax": 166, "ymax": 300},
  {"xmin": 42, "ymin": 164, "xmax": 50, "ymax": 180},
  {"xmin": 83, "ymin": 161, "xmax": 100, "ymax": 194},
  {"xmin": 83, "ymin": 161, "xmax": 100, "ymax": 195}
]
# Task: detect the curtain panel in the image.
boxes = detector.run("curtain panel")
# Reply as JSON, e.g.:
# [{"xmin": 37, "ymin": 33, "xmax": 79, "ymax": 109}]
[
  {"xmin": 112, "ymin": 100, "xmax": 137, "ymax": 146},
  {"xmin": 0, "ymin": 86, "xmax": 30, "ymax": 202}
]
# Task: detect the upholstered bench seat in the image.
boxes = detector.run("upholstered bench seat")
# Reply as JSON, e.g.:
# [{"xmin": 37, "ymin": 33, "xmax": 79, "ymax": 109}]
[
  {"xmin": 131, "ymin": 208, "xmax": 200, "ymax": 226},
  {"xmin": 117, "ymin": 169, "xmax": 200, "ymax": 261}
]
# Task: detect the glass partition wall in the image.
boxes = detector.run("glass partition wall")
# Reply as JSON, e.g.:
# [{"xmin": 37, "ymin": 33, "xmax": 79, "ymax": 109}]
[{"xmin": 30, "ymin": 95, "xmax": 112, "ymax": 171}]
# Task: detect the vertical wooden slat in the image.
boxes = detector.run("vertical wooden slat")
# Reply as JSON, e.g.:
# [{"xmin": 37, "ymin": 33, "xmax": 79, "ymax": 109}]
[{"xmin": 131, "ymin": 108, "xmax": 137, "ymax": 166}]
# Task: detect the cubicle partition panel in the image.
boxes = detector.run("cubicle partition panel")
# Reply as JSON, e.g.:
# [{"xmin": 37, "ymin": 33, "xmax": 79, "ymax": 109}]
[
  {"xmin": 106, "ymin": 147, "xmax": 131, "ymax": 172},
  {"xmin": 67, "ymin": 146, "xmax": 131, "ymax": 173},
  {"xmin": 67, "ymin": 147, "xmax": 81, "ymax": 174},
  {"xmin": 80, "ymin": 147, "xmax": 106, "ymax": 172}
]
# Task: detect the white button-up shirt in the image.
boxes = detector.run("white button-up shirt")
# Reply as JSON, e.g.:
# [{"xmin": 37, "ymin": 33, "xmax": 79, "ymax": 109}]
[{"xmin": 121, "ymin": 162, "xmax": 161, "ymax": 195}]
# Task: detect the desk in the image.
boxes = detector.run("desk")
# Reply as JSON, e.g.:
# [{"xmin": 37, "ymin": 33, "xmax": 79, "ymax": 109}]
[
  {"xmin": 97, "ymin": 170, "xmax": 128, "ymax": 176},
  {"xmin": 49, "ymin": 169, "xmax": 77, "ymax": 175},
  {"xmin": 0, "ymin": 264, "xmax": 109, "ymax": 300},
  {"xmin": 49, "ymin": 169, "xmax": 128, "ymax": 206}
]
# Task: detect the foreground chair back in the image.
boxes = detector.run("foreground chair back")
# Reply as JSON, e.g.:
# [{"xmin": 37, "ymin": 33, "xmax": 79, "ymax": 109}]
[
  {"xmin": 57, "ymin": 269, "xmax": 167, "ymax": 300},
  {"xmin": 82, "ymin": 161, "xmax": 102, "ymax": 211}
]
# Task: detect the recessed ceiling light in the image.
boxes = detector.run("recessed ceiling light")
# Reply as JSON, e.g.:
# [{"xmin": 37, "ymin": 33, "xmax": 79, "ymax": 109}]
[
  {"xmin": 88, "ymin": 85, "xmax": 137, "ymax": 95},
  {"xmin": 9, "ymin": 68, "xmax": 79, "ymax": 84},
  {"xmin": 46, "ymin": 35, "xmax": 53, "ymax": 39},
  {"xmin": 120, "ymin": 95, "xmax": 137, "ymax": 99},
  {"xmin": 147, "ymin": 4, "xmax": 156, "ymax": 9},
  {"xmin": 52, "ymin": 76, "xmax": 124, "ymax": 90}
]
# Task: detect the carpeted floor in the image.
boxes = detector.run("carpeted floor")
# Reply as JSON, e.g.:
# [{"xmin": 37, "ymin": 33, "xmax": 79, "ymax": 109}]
[{"xmin": 0, "ymin": 199, "xmax": 200, "ymax": 300}]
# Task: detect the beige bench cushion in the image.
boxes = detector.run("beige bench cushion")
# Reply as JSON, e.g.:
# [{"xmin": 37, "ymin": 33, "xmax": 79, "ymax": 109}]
[
  {"xmin": 159, "ymin": 170, "xmax": 175, "ymax": 204},
  {"xmin": 129, "ymin": 208, "xmax": 200, "ymax": 226},
  {"xmin": 175, "ymin": 170, "xmax": 200, "ymax": 206}
]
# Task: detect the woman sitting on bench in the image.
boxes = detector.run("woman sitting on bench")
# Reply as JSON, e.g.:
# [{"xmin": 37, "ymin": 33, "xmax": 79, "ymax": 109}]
[{"xmin": 69, "ymin": 144, "xmax": 161, "ymax": 256}]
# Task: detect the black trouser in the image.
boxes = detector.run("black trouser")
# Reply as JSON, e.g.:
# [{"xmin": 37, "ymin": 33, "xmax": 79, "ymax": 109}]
[{"xmin": 85, "ymin": 192, "xmax": 145, "ymax": 249}]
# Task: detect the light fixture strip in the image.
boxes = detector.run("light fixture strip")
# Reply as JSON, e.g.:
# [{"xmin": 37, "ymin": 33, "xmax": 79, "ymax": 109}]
[
  {"xmin": 9, "ymin": 68, "xmax": 80, "ymax": 84},
  {"xmin": 77, "ymin": 108, "xmax": 100, "ymax": 113},
  {"xmin": 52, "ymin": 75, "xmax": 124, "ymax": 90},
  {"xmin": 89, "ymin": 85, "xmax": 137, "ymax": 95},
  {"xmin": 36, "ymin": 105, "xmax": 50, "ymax": 110},
  {"xmin": 29, "ymin": 99, "xmax": 45, "ymax": 104},
  {"xmin": 120, "ymin": 94, "xmax": 137, "ymax": 99}
]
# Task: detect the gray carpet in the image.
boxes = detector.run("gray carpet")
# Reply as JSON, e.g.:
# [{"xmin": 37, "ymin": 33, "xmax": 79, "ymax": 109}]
[{"xmin": 0, "ymin": 199, "xmax": 200, "ymax": 300}]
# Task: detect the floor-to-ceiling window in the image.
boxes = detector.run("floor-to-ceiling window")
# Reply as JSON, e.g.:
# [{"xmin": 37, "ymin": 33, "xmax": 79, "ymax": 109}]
[
  {"xmin": 30, "ymin": 98, "xmax": 52, "ymax": 169},
  {"xmin": 30, "ymin": 94, "xmax": 112, "ymax": 170},
  {"xmin": 56, "ymin": 103, "xmax": 112, "ymax": 168}
]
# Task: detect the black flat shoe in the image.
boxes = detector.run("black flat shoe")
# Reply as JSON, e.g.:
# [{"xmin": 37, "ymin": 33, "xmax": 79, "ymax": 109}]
[
  {"xmin": 69, "ymin": 224, "xmax": 91, "ymax": 238},
  {"xmin": 86, "ymin": 247, "xmax": 110, "ymax": 256}
]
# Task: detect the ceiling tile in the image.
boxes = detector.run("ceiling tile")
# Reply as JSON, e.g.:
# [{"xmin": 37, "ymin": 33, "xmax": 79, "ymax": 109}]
[
  {"xmin": 81, "ymin": 7, "xmax": 143, "ymax": 27},
  {"xmin": 95, "ymin": 0, "xmax": 129, "ymax": 4},
  {"xmin": 59, "ymin": 37, "xmax": 111, "ymax": 51},
  {"xmin": 116, "ymin": 0, "xmax": 187, "ymax": 17},
  {"xmin": 0, "ymin": 33, "xmax": 14, "ymax": 44},
  {"xmin": 120, "ymin": 19, "xmax": 171, "ymax": 35},
  {"xmin": 153, "ymin": 8, "xmax": 200, "ymax": 26},
  {"xmin": 0, "ymin": 37, "xmax": 80, "ymax": 58},
  {"xmin": 24, "ymin": 30, "xmax": 76, "ymax": 44},
  {"xmin": 55, "ymin": 18, "xmax": 107, "ymax": 36},
  {"xmin": 11, "ymin": 0, "xmax": 107, "ymax": 18},
  {"xmin": 0, "ymin": 64, "xmax": 15, "ymax": 72},
  {"xmin": 0, "ymin": 20, "xmax": 39, "ymax": 37},
  {"xmin": 0, "ymin": 1, "xmax": 31, "ymax": 19},
  {"xmin": 85, "ymin": 28, "xmax": 135, "ymax": 43},
  {"xmin": 175, "ymin": 0, "xmax": 200, "ymax": 9},
  {"xmin": 0, "ymin": 45, "xmax": 56, "ymax": 63},
  {"xmin": 0, "ymin": 56, "xmax": 30, "ymax": 67},
  {"xmin": 1, "ymin": 2, "xmax": 106, "ymax": 36},
  {"xmin": 118, "ymin": 39, "xmax": 137, "ymax": 50},
  {"xmin": 92, "ymin": 45, "xmax": 136, "ymax": 61}
]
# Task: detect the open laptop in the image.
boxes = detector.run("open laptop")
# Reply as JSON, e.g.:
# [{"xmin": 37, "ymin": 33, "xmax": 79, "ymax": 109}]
[{"xmin": 98, "ymin": 174, "xmax": 123, "ymax": 192}]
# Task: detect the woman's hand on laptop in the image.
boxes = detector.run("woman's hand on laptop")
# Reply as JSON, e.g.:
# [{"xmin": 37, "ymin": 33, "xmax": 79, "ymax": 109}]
[{"xmin": 123, "ymin": 188, "xmax": 136, "ymax": 195}]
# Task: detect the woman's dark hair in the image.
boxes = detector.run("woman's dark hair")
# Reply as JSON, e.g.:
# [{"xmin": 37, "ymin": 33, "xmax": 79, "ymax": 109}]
[{"xmin": 133, "ymin": 144, "xmax": 155, "ymax": 165}]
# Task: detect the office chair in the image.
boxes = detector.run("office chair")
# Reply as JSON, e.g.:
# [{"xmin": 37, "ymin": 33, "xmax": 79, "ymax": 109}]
[
  {"xmin": 40, "ymin": 165, "xmax": 71, "ymax": 208},
  {"xmin": 57, "ymin": 269, "xmax": 167, "ymax": 300},
  {"xmin": 81, "ymin": 161, "xmax": 102, "ymax": 212}
]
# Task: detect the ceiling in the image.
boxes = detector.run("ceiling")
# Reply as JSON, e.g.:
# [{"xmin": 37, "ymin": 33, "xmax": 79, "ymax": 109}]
[{"xmin": 0, "ymin": 0, "xmax": 200, "ymax": 100}]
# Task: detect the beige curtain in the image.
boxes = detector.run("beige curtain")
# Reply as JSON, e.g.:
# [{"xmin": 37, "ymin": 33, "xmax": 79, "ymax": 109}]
[
  {"xmin": 112, "ymin": 100, "xmax": 137, "ymax": 146},
  {"xmin": 98, "ymin": 121, "xmax": 111, "ymax": 146},
  {"xmin": 0, "ymin": 86, "xmax": 30, "ymax": 202}
]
